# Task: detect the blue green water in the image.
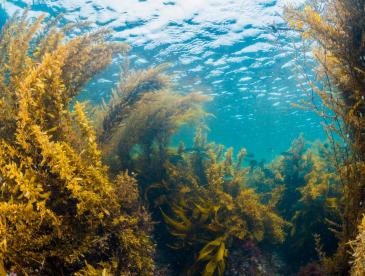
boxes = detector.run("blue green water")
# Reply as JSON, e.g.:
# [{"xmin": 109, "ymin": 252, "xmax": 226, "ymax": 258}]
[{"xmin": 0, "ymin": 0, "xmax": 325, "ymax": 161}]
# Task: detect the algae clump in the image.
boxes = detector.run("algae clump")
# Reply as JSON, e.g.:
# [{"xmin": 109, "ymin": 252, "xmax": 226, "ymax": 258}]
[
  {"xmin": 0, "ymin": 12, "xmax": 154, "ymax": 275},
  {"xmin": 286, "ymin": 0, "xmax": 365, "ymax": 273},
  {"xmin": 149, "ymin": 130, "xmax": 288, "ymax": 275}
]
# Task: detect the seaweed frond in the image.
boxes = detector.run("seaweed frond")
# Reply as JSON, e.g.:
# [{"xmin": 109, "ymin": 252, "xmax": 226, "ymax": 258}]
[
  {"xmin": 155, "ymin": 131, "xmax": 288, "ymax": 275},
  {"xmin": 97, "ymin": 65, "xmax": 211, "ymax": 175},
  {"xmin": 0, "ymin": 12, "xmax": 153, "ymax": 275}
]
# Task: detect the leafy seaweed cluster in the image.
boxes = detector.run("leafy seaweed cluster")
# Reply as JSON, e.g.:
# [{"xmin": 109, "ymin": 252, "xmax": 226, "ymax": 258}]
[
  {"xmin": 247, "ymin": 136, "xmax": 341, "ymax": 271},
  {"xmin": 0, "ymin": 11, "xmax": 213, "ymax": 275},
  {"xmin": 2, "ymin": 4, "xmax": 364, "ymax": 275},
  {"xmin": 148, "ymin": 130, "xmax": 288, "ymax": 275},
  {"xmin": 349, "ymin": 215, "xmax": 365, "ymax": 276},
  {"xmin": 285, "ymin": 1, "xmax": 365, "ymax": 273},
  {"xmin": 95, "ymin": 63, "xmax": 210, "ymax": 178},
  {"xmin": 0, "ymin": 12, "xmax": 154, "ymax": 275},
  {"xmin": 94, "ymin": 56, "xmax": 289, "ymax": 274}
]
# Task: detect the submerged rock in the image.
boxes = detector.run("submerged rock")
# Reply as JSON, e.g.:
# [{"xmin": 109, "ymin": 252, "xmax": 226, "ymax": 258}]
[{"xmin": 226, "ymin": 241, "xmax": 286, "ymax": 276}]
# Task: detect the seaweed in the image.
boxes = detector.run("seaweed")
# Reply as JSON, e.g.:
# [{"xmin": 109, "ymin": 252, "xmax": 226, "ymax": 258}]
[
  {"xmin": 96, "ymin": 63, "xmax": 211, "ymax": 182},
  {"xmin": 1, "ymin": 4, "xmax": 362, "ymax": 275},
  {"xmin": 97, "ymin": 63, "xmax": 170, "ymax": 145},
  {"xmin": 349, "ymin": 216, "xmax": 365, "ymax": 276},
  {"xmin": 0, "ymin": 12, "xmax": 154, "ymax": 275},
  {"xmin": 285, "ymin": 1, "xmax": 365, "ymax": 273},
  {"xmin": 151, "ymin": 130, "xmax": 288, "ymax": 275},
  {"xmin": 247, "ymin": 137, "xmax": 341, "ymax": 272}
]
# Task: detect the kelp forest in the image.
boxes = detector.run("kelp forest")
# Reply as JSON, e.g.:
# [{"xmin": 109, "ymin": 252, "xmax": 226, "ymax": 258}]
[{"xmin": 0, "ymin": 0, "xmax": 365, "ymax": 275}]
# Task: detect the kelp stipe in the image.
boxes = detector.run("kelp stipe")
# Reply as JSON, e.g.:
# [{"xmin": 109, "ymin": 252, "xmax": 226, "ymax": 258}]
[
  {"xmin": 0, "ymin": 12, "xmax": 154, "ymax": 275},
  {"xmin": 285, "ymin": 1, "xmax": 365, "ymax": 273}
]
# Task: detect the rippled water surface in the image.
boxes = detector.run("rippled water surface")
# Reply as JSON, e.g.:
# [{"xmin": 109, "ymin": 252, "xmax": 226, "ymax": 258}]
[{"xmin": 1, "ymin": 0, "xmax": 325, "ymax": 160}]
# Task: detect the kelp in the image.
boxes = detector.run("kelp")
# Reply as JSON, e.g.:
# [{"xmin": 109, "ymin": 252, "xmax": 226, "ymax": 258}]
[
  {"xmin": 152, "ymin": 130, "xmax": 288, "ymax": 275},
  {"xmin": 0, "ymin": 12, "xmax": 154, "ymax": 275},
  {"xmin": 285, "ymin": 1, "xmax": 365, "ymax": 273}
]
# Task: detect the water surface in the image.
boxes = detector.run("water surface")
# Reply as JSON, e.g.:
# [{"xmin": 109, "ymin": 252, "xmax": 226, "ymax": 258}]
[{"xmin": 1, "ymin": 0, "xmax": 325, "ymax": 160}]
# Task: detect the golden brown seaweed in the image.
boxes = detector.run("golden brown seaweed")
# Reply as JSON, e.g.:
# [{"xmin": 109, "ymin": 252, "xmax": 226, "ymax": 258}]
[
  {"xmin": 285, "ymin": 1, "xmax": 365, "ymax": 273},
  {"xmin": 154, "ymin": 131, "xmax": 288, "ymax": 275},
  {"xmin": 0, "ymin": 12, "xmax": 154, "ymax": 275}
]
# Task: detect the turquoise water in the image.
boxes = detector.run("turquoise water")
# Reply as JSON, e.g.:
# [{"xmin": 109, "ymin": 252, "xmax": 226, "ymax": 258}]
[{"xmin": 0, "ymin": 0, "xmax": 325, "ymax": 161}]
